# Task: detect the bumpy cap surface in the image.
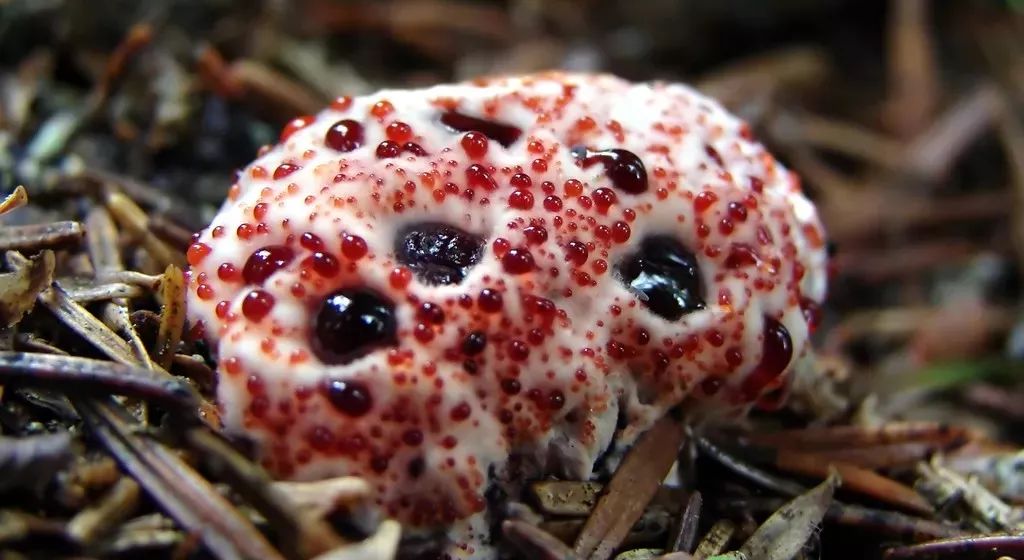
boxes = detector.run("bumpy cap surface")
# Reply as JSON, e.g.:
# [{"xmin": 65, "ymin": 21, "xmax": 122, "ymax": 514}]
[{"xmin": 185, "ymin": 72, "xmax": 827, "ymax": 554}]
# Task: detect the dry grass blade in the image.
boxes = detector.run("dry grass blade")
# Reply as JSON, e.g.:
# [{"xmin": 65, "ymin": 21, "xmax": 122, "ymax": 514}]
[
  {"xmin": 0, "ymin": 221, "xmax": 85, "ymax": 252},
  {"xmin": 63, "ymin": 282, "xmax": 146, "ymax": 303},
  {"xmin": 0, "ymin": 250, "xmax": 54, "ymax": 327},
  {"xmin": 738, "ymin": 471, "xmax": 839, "ymax": 560},
  {"xmin": 0, "ymin": 186, "xmax": 28, "ymax": 215},
  {"xmin": 904, "ymin": 83, "xmax": 1000, "ymax": 181},
  {"xmin": 669, "ymin": 491, "xmax": 702, "ymax": 553},
  {"xmin": 67, "ymin": 477, "xmax": 140, "ymax": 544},
  {"xmin": 503, "ymin": 519, "xmax": 577, "ymax": 560},
  {"xmin": 775, "ymin": 451, "xmax": 934, "ymax": 515},
  {"xmin": 105, "ymin": 192, "xmax": 185, "ymax": 269},
  {"xmin": 154, "ymin": 265, "xmax": 185, "ymax": 370},
  {"xmin": 884, "ymin": 0, "xmax": 938, "ymax": 138},
  {"xmin": 85, "ymin": 206, "xmax": 124, "ymax": 278},
  {"xmin": 574, "ymin": 415, "xmax": 685, "ymax": 560},
  {"xmin": 883, "ymin": 534, "xmax": 1024, "ymax": 559},
  {"xmin": 184, "ymin": 429, "xmax": 346, "ymax": 558},
  {"xmin": 73, "ymin": 398, "xmax": 286, "ymax": 560},
  {"xmin": 746, "ymin": 422, "xmax": 967, "ymax": 450},
  {"xmin": 692, "ymin": 519, "xmax": 735, "ymax": 560},
  {"xmin": 0, "ymin": 352, "xmax": 197, "ymax": 409},
  {"xmin": 37, "ymin": 282, "xmax": 157, "ymax": 369},
  {"xmin": 721, "ymin": 497, "xmax": 963, "ymax": 542}
]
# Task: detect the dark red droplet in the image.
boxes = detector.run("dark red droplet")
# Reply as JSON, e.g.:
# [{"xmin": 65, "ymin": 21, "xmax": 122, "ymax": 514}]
[
  {"xmin": 241, "ymin": 289, "xmax": 275, "ymax": 321},
  {"xmin": 800, "ymin": 297, "xmax": 822, "ymax": 333},
  {"xmin": 325, "ymin": 120, "xmax": 364, "ymax": 152},
  {"xmin": 543, "ymin": 195, "xmax": 563, "ymax": 212},
  {"xmin": 341, "ymin": 233, "xmax": 368, "ymax": 260},
  {"xmin": 300, "ymin": 232, "xmax": 323, "ymax": 251},
  {"xmin": 507, "ymin": 340, "xmax": 530, "ymax": 361},
  {"xmin": 243, "ymin": 246, "xmax": 295, "ymax": 284},
  {"xmin": 376, "ymin": 141, "xmax": 402, "ymax": 159},
  {"xmin": 502, "ymin": 248, "xmax": 535, "ymax": 274},
  {"xmin": 508, "ymin": 190, "xmax": 534, "ymax": 210},
  {"xmin": 725, "ymin": 244, "xmax": 760, "ymax": 269},
  {"xmin": 450, "ymin": 402, "xmax": 472, "ymax": 421},
  {"xmin": 500, "ymin": 378, "xmax": 521, "ymax": 395},
  {"xmin": 462, "ymin": 331, "xmax": 487, "ymax": 355},
  {"xmin": 312, "ymin": 289, "xmax": 396, "ymax": 365},
  {"xmin": 402, "ymin": 429, "xmax": 424, "ymax": 446},
  {"xmin": 478, "ymin": 289, "xmax": 503, "ymax": 312},
  {"xmin": 273, "ymin": 163, "xmax": 300, "ymax": 180},
  {"xmin": 741, "ymin": 317, "xmax": 794, "ymax": 399},
  {"xmin": 403, "ymin": 142, "xmax": 428, "ymax": 156},
  {"xmin": 523, "ymin": 225, "xmax": 547, "ymax": 245},
  {"xmin": 323, "ymin": 378, "xmax": 373, "ymax": 417},
  {"xmin": 440, "ymin": 111, "xmax": 522, "ymax": 147},
  {"xmin": 565, "ymin": 240, "xmax": 588, "ymax": 266},
  {"xmin": 576, "ymin": 148, "xmax": 648, "ymax": 194},
  {"xmin": 309, "ymin": 252, "xmax": 340, "ymax": 277},
  {"xmin": 417, "ymin": 302, "xmax": 445, "ymax": 324},
  {"xmin": 592, "ymin": 187, "xmax": 617, "ymax": 213}
]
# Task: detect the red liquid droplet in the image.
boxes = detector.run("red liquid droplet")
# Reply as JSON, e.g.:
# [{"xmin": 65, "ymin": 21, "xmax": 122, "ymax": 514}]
[
  {"xmin": 460, "ymin": 131, "xmax": 488, "ymax": 159},
  {"xmin": 502, "ymin": 248, "xmax": 535, "ymax": 274},
  {"xmin": 341, "ymin": 233, "xmax": 368, "ymax": 260},
  {"xmin": 280, "ymin": 115, "xmax": 314, "ymax": 143},
  {"xmin": 508, "ymin": 189, "xmax": 534, "ymax": 210},
  {"xmin": 323, "ymin": 379, "xmax": 373, "ymax": 417},
  {"xmin": 273, "ymin": 163, "xmax": 300, "ymax": 180},
  {"xmin": 376, "ymin": 140, "xmax": 401, "ymax": 159},
  {"xmin": 309, "ymin": 252, "xmax": 340, "ymax": 277},
  {"xmin": 523, "ymin": 225, "xmax": 547, "ymax": 245},
  {"xmin": 725, "ymin": 244, "xmax": 759, "ymax": 269},
  {"xmin": 325, "ymin": 119, "xmax": 364, "ymax": 152},
  {"xmin": 450, "ymin": 402, "xmax": 471, "ymax": 421},
  {"xmin": 592, "ymin": 187, "xmax": 617, "ymax": 213},
  {"xmin": 576, "ymin": 148, "xmax": 648, "ymax": 194},
  {"xmin": 403, "ymin": 142, "xmax": 428, "ymax": 156},
  {"xmin": 478, "ymin": 289, "xmax": 503, "ymax": 312},
  {"xmin": 564, "ymin": 240, "xmax": 588, "ymax": 266},
  {"xmin": 741, "ymin": 317, "xmax": 794, "ymax": 399},
  {"xmin": 243, "ymin": 246, "xmax": 294, "ymax": 284},
  {"xmin": 242, "ymin": 289, "xmax": 275, "ymax": 321},
  {"xmin": 186, "ymin": 242, "xmax": 212, "ymax": 266},
  {"xmin": 507, "ymin": 340, "xmax": 530, "ymax": 361},
  {"xmin": 543, "ymin": 195, "xmax": 563, "ymax": 212}
]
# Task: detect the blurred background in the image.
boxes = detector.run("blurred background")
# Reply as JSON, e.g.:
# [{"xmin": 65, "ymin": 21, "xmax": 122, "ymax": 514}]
[
  {"xmin": 2, "ymin": 0, "xmax": 1023, "ymax": 433},
  {"xmin": 1, "ymin": 1, "xmax": 1024, "ymax": 558}
]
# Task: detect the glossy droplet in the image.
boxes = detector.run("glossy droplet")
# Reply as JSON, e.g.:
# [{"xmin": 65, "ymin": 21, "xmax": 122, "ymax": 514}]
[
  {"xmin": 741, "ymin": 318, "xmax": 793, "ymax": 399},
  {"xmin": 323, "ymin": 378, "xmax": 373, "ymax": 417},
  {"xmin": 243, "ymin": 246, "xmax": 295, "ymax": 284},
  {"xmin": 618, "ymin": 236, "xmax": 705, "ymax": 320},
  {"xmin": 575, "ymin": 147, "xmax": 648, "ymax": 194},
  {"xmin": 312, "ymin": 288, "xmax": 396, "ymax": 365},
  {"xmin": 242, "ymin": 289, "xmax": 275, "ymax": 321},
  {"xmin": 395, "ymin": 223, "xmax": 484, "ymax": 285},
  {"xmin": 325, "ymin": 119, "xmax": 364, "ymax": 152},
  {"xmin": 440, "ymin": 111, "xmax": 522, "ymax": 147}
]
